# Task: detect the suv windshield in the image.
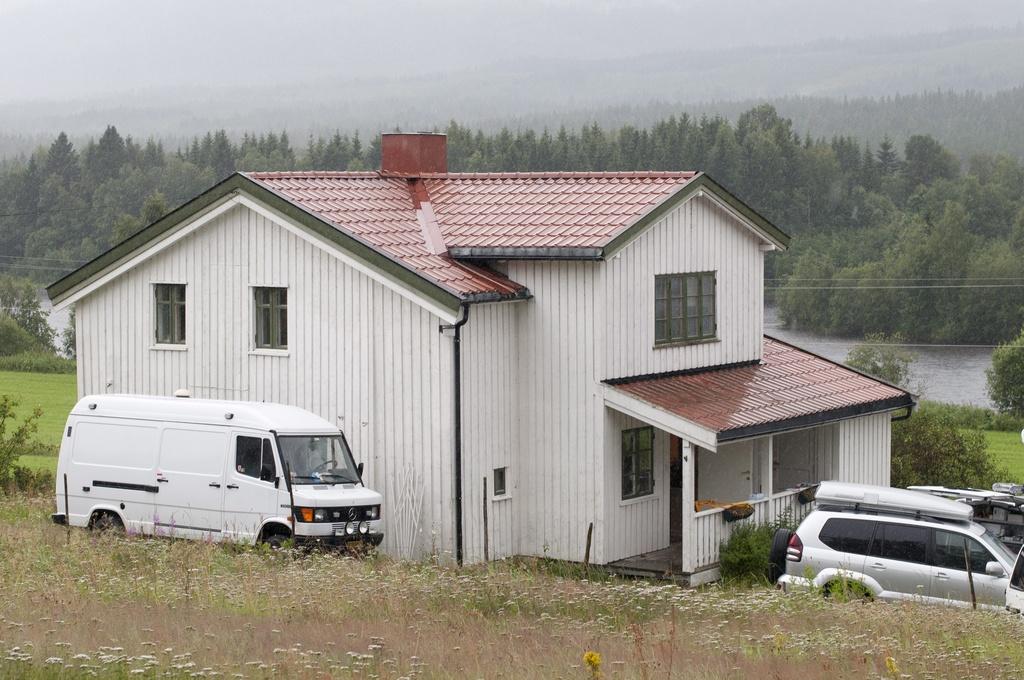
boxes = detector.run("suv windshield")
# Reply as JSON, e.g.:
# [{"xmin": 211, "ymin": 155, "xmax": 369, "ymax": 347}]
[{"xmin": 277, "ymin": 435, "xmax": 360, "ymax": 485}]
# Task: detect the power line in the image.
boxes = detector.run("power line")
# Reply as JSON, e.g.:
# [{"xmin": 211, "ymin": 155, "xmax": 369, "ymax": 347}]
[
  {"xmin": 0, "ymin": 254, "xmax": 87, "ymax": 265},
  {"xmin": 0, "ymin": 206, "xmax": 91, "ymax": 219},
  {"xmin": 766, "ymin": 284, "xmax": 1024, "ymax": 290},
  {"xmin": 766, "ymin": 277, "xmax": 1024, "ymax": 282}
]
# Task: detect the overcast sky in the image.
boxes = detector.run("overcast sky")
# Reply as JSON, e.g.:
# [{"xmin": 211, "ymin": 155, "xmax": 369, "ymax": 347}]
[{"xmin": 2, "ymin": 0, "xmax": 1024, "ymax": 102}]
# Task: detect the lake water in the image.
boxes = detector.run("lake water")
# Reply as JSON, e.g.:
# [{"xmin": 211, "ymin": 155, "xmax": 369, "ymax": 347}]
[
  {"xmin": 765, "ymin": 306, "xmax": 994, "ymax": 408},
  {"xmin": 38, "ymin": 289, "xmax": 994, "ymax": 407}
]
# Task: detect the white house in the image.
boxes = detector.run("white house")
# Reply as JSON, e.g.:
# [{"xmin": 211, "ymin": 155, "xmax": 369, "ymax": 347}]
[{"xmin": 48, "ymin": 133, "xmax": 913, "ymax": 583}]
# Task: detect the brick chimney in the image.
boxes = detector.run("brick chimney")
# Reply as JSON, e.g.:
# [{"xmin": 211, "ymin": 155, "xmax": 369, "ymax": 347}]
[{"xmin": 380, "ymin": 133, "xmax": 447, "ymax": 176}]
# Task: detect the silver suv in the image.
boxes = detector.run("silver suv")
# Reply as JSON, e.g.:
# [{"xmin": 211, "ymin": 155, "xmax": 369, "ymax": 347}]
[{"xmin": 775, "ymin": 482, "xmax": 1017, "ymax": 610}]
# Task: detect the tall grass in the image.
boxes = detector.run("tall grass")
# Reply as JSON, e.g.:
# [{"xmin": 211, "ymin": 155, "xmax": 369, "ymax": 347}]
[{"xmin": 2, "ymin": 496, "xmax": 1024, "ymax": 678}]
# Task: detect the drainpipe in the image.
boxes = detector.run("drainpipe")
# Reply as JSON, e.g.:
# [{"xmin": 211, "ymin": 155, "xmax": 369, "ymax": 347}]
[{"xmin": 440, "ymin": 302, "xmax": 471, "ymax": 565}]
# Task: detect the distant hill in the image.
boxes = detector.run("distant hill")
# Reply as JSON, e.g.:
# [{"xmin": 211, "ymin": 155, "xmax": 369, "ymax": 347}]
[{"xmin": 0, "ymin": 26, "xmax": 1021, "ymax": 160}]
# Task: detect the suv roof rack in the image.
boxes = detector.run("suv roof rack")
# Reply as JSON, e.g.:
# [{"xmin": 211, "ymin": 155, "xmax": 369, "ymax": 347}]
[{"xmin": 815, "ymin": 481, "xmax": 973, "ymax": 522}]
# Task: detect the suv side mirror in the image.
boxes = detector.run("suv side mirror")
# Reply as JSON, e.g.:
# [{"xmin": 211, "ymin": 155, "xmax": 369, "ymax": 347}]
[
  {"xmin": 986, "ymin": 561, "xmax": 1006, "ymax": 577},
  {"xmin": 357, "ymin": 462, "xmax": 364, "ymax": 479}
]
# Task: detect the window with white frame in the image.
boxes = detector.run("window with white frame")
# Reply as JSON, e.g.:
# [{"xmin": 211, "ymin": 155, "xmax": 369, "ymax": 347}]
[
  {"xmin": 254, "ymin": 287, "xmax": 288, "ymax": 349},
  {"xmin": 622, "ymin": 426, "xmax": 654, "ymax": 500},
  {"xmin": 493, "ymin": 467, "xmax": 507, "ymax": 497},
  {"xmin": 154, "ymin": 283, "xmax": 186, "ymax": 345}
]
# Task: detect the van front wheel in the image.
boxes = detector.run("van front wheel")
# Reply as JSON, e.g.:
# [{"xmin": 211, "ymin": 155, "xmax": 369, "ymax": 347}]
[{"xmin": 260, "ymin": 528, "xmax": 291, "ymax": 550}]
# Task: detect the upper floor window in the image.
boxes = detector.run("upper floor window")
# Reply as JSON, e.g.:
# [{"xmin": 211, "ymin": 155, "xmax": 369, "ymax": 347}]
[
  {"xmin": 254, "ymin": 287, "xmax": 288, "ymax": 349},
  {"xmin": 154, "ymin": 283, "xmax": 186, "ymax": 345},
  {"xmin": 655, "ymin": 272, "xmax": 716, "ymax": 345}
]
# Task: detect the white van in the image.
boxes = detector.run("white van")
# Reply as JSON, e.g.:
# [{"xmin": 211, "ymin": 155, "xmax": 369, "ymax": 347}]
[{"xmin": 52, "ymin": 394, "xmax": 383, "ymax": 548}]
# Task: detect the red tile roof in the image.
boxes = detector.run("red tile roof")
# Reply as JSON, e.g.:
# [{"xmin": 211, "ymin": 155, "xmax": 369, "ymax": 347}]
[
  {"xmin": 424, "ymin": 172, "xmax": 695, "ymax": 249},
  {"xmin": 244, "ymin": 171, "xmax": 697, "ymax": 298},
  {"xmin": 244, "ymin": 172, "xmax": 526, "ymax": 300},
  {"xmin": 608, "ymin": 337, "xmax": 913, "ymax": 441}
]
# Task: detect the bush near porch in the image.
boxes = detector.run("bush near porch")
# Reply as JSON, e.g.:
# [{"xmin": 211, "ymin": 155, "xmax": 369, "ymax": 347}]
[{"xmin": 719, "ymin": 514, "xmax": 797, "ymax": 584}]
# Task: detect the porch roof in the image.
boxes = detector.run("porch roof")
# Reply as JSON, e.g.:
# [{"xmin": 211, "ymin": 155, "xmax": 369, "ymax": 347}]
[{"xmin": 604, "ymin": 336, "xmax": 914, "ymax": 446}]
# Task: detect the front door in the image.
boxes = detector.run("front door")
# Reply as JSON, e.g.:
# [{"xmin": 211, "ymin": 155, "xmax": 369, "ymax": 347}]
[
  {"xmin": 155, "ymin": 426, "xmax": 228, "ymax": 538},
  {"xmin": 222, "ymin": 433, "xmax": 282, "ymax": 543}
]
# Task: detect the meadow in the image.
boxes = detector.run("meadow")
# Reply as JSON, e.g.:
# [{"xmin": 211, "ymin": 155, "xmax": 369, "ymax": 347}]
[
  {"xmin": 0, "ymin": 369, "xmax": 77, "ymax": 447},
  {"xmin": 2, "ymin": 495, "xmax": 1024, "ymax": 679},
  {"xmin": 986, "ymin": 430, "xmax": 1024, "ymax": 482}
]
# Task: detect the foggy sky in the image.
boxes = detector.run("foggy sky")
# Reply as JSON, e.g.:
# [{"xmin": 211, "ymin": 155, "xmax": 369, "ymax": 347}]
[{"xmin": 2, "ymin": 0, "xmax": 1024, "ymax": 102}]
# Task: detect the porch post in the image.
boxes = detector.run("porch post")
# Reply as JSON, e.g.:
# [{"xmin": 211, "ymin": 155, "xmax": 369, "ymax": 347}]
[
  {"xmin": 766, "ymin": 435, "xmax": 774, "ymax": 508},
  {"xmin": 679, "ymin": 440, "xmax": 696, "ymax": 574}
]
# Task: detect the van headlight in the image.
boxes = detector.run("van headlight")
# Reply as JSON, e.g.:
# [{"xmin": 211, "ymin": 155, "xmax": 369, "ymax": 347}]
[
  {"xmin": 345, "ymin": 522, "xmax": 357, "ymax": 535},
  {"xmin": 367, "ymin": 505, "xmax": 380, "ymax": 520},
  {"xmin": 314, "ymin": 508, "xmax": 326, "ymax": 522},
  {"xmin": 358, "ymin": 521, "xmax": 369, "ymax": 534}
]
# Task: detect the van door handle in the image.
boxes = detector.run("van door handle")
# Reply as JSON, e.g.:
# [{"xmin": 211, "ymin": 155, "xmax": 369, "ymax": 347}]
[
  {"xmin": 208, "ymin": 482, "xmax": 221, "ymax": 488},
  {"xmin": 935, "ymin": 571, "xmax": 950, "ymax": 580},
  {"xmin": 870, "ymin": 562, "xmax": 885, "ymax": 570},
  {"xmin": 226, "ymin": 484, "xmax": 239, "ymax": 490},
  {"xmin": 156, "ymin": 478, "xmax": 169, "ymax": 483}
]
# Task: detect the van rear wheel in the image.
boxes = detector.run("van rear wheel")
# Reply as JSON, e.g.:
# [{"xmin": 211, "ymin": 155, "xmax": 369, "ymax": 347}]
[{"xmin": 89, "ymin": 511, "xmax": 124, "ymax": 534}]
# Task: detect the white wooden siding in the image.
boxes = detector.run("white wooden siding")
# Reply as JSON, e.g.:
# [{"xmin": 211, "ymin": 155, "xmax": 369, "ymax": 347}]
[
  {"xmin": 460, "ymin": 301, "xmax": 520, "ymax": 562},
  {"xmin": 602, "ymin": 196, "xmax": 764, "ymax": 380},
  {"xmin": 602, "ymin": 410, "xmax": 670, "ymax": 564},
  {"xmin": 76, "ymin": 203, "xmax": 456, "ymax": 559},
  {"xmin": 835, "ymin": 413, "xmax": 892, "ymax": 486},
  {"xmin": 505, "ymin": 260, "xmax": 606, "ymax": 563}
]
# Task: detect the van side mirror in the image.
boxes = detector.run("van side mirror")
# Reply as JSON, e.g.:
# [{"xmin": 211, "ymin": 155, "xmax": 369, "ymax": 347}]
[
  {"xmin": 357, "ymin": 462, "xmax": 364, "ymax": 479},
  {"xmin": 986, "ymin": 561, "xmax": 1006, "ymax": 577}
]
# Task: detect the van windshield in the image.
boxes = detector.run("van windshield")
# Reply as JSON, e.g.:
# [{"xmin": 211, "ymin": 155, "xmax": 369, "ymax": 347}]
[{"xmin": 277, "ymin": 435, "xmax": 360, "ymax": 485}]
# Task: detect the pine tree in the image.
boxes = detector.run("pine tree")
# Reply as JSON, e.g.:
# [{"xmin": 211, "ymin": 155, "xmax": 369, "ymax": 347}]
[{"xmin": 875, "ymin": 136, "xmax": 900, "ymax": 175}]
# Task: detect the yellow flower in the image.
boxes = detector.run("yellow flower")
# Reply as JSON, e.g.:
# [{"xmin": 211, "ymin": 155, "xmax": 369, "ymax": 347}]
[
  {"xmin": 885, "ymin": 656, "xmax": 899, "ymax": 676},
  {"xmin": 583, "ymin": 650, "xmax": 602, "ymax": 677}
]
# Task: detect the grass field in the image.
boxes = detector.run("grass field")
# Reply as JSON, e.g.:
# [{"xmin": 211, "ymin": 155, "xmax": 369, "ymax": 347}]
[
  {"xmin": 0, "ymin": 369, "xmax": 76, "ymax": 446},
  {"xmin": 1, "ymin": 496, "xmax": 1023, "ymax": 678},
  {"xmin": 984, "ymin": 430, "xmax": 1024, "ymax": 482}
]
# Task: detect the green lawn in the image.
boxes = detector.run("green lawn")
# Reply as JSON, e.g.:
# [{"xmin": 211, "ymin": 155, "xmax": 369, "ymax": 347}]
[
  {"xmin": 984, "ymin": 429, "xmax": 1024, "ymax": 482},
  {"xmin": 0, "ymin": 369, "xmax": 76, "ymax": 469}
]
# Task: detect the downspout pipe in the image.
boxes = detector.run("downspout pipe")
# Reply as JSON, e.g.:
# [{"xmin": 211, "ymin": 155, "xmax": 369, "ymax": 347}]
[{"xmin": 441, "ymin": 302, "xmax": 471, "ymax": 566}]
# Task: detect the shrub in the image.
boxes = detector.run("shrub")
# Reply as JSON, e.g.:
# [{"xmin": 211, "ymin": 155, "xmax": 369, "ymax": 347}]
[
  {"xmin": 0, "ymin": 351, "xmax": 76, "ymax": 374},
  {"xmin": 892, "ymin": 410, "xmax": 1009, "ymax": 488},
  {"xmin": 988, "ymin": 326, "xmax": 1024, "ymax": 414},
  {"xmin": 916, "ymin": 400, "xmax": 1024, "ymax": 432},
  {"xmin": 719, "ymin": 514, "xmax": 796, "ymax": 584},
  {"xmin": 0, "ymin": 275, "xmax": 55, "ymax": 351},
  {"xmin": 0, "ymin": 316, "xmax": 39, "ymax": 357},
  {"xmin": 845, "ymin": 332, "xmax": 914, "ymax": 388},
  {"xmin": 0, "ymin": 395, "xmax": 42, "ymax": 489},
  {"xmin": 6, "ymin": 465, "xmax": 55, "ymax": 495}
]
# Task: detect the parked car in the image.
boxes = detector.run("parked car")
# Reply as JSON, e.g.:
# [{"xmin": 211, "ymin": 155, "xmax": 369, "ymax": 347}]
[
  {"xmin": 52, "ymin": 393, "xmax": 384, "ymax": 548},
  {"xmin": 773, "ymin": 482, "xmax": 1016, "ymax": 610}
]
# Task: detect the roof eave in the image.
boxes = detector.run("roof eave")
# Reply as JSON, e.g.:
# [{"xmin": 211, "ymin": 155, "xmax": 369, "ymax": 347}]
[
  {"xmin": 47, "ymin": 173, "xmax": 471, "ymax": 318},
  {"xmin": 449, "ymin": 246, "xmax": 603, "ymax": 260},
  {"xmin": 717, "ymin": 394, "xmax": 916, "ymax": 443},
  {"xmin": 602, "ymin": 173, "xmax": 791, "ymax": 258}
]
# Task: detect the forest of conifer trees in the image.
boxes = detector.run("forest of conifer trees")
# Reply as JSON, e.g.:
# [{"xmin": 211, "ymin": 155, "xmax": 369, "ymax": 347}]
[{"xmin": 2, "ymin": 104, "xmax": 1023, "ymax": 344}]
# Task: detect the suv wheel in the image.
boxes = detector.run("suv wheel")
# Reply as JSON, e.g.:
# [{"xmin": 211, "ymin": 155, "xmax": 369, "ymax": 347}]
[{"xmin": 768, "ymin": 528, "xmax": 793, "ymax": 582}]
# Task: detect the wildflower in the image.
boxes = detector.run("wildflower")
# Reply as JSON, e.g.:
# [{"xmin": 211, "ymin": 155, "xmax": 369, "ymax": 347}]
[
  {"xmin": 583, "ymin": 650, "xmax": 602, "ymax": 678},
  {"xmin": 885, "ymin": 656, "xmax": 899, "ymax": 677}
]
